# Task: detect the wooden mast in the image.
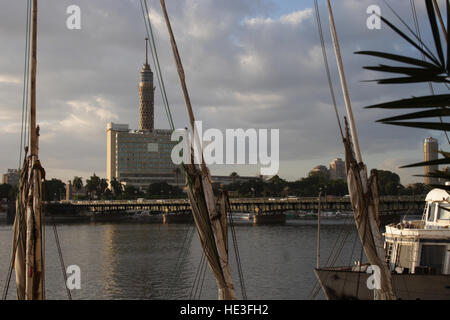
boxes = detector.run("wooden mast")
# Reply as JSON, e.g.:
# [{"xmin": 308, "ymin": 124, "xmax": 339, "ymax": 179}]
[
  {"xmin": 30, "ymin": 0, "xmax": 38, "ymax": 157},
  {"xmin": 326, "ymin": 0, "xmax": 395, "ymax": 300},
  {"xmin": 159, "ymin": 0, "xmax": 236, "ymax": 300}
]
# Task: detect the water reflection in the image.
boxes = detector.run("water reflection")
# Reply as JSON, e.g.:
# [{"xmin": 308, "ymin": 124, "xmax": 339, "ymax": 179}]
[{"xmin": 0, "ymin": 218, "xmax": 361, "ymax": 300}]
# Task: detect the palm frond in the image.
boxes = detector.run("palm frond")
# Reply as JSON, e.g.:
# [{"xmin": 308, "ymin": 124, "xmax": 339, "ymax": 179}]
[
  {"xmin": 359, "ymin": 1, "xmax": 450, "ymax": 177},
  {"xmin": 365, "ymin": 94, "xmax": 450, "ymax": 109},
  {"xmin": 379, "ymin": 15, "xmax": 441, "ymax": 67},
  {"xmin": 400, "ymin": 158, "xmax": 450, "ymax": 168},
  {"xmin": 355, "ymin": 51, "xmax": 442, "ymax": 71},
  {"xmin": 381, "ymin": 121, "xmax": 450, "ymax": 131},
  {"xmin": 369, "ymin": 75, "xmax": 449, "ymax": 84},
  {"xmin": 377, "ymin": 108, "xmax": 450, "ymax": 122},
  {"xmin": 426, "ymin": 0, "xmax": 445, "ymax": 66},
  {"xmin": 414, "ymin": 169, "xmax": 450, "ymax": 178}
]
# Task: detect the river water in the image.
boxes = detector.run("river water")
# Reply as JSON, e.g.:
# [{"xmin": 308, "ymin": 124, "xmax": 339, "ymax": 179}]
[{"xmin": 0, "ymin": 217, "xmax": 364, "ymax": 300}]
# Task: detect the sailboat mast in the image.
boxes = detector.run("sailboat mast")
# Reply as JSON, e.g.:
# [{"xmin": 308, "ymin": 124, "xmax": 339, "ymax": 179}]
[
  {"xmin": 159, "ymin": 0, "xmax": 206, "ymax": 171},
  {"xmin": 30, "ymin": 0, "xmax": 38, "ymax": 156},
  {"xmin": 325, "ymin": 0, "xmax": 362, "ymax": 165}
]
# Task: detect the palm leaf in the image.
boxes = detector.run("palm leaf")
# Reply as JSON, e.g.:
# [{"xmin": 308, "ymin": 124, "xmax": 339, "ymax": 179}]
[
  {"xmin": 371, "ymin": 75, "xmax": 449, "ymax": 84},
  {"xmin": 414, "ymin": 172, "xmax": 450, "ymax": 179},
  {"xmin": 377, "ymin": 108, "xmax": 450, "ymax": 122},
  {"xmin": 400, "ymin": 158, "xmax": 450, "ymax": 168},
  {"xmin": 355, "ymin": 51, "xmax": 442, "ymax": 71},
  {"xmin": 364, "ymin": 65, "xmax": 443, "ymax": 77},
  {"xmin": 365, "ymin": 94, "xmax": 450, "ymax": 109},
  {"xmin": 381, "ymin": 121, "xmax": 450, "ymax": 131},
  {"xmin": 380, "ymin": 15, "xmax": 441, "ymax": 66},
  {"xmin": 382, "ymin": 0, "xmax": 443, "ymax": 63},
  {"xmin": 426, "ymin": 0, "xmax": 445, "ymax": 67}
]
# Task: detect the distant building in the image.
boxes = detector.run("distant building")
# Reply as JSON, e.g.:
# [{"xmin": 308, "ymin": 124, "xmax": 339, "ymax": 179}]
[
  {"xmin": 106, "ymin": 40, "xmax": 179, "ymax": 190},
  {"xmin": 65, "ymin": 181, "xmax": 72, "ymax": 201},
  {"xmin": 309, "ymin": 165, "xmax": 329, "ymax": 179},
  {"xmin": 424, "ymin": 137, "xmax": 439, "ymax": 185},
  {"xmin": 107, "ymin": 124, "xmax": 178, "ymax": 189},
  {"xmin": 2, "ymin": 169, "xmax": 20, "ymax": 187},
  {"xmin": 329, "ymin": 158, "xmax": 346, "ymax": 181},
  {"xmin": 211, "ymin": 175, "xmax": 262, "ymax": 186}
]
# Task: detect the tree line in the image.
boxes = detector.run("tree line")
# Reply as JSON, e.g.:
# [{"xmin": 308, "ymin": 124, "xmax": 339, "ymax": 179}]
[
  {"xmin": 0, "ymin": 169, "xmax": 432, "ymax": 202},
  {"xmin": 219, "ymin": 170, "xmax": 431, "ymax": 198}
]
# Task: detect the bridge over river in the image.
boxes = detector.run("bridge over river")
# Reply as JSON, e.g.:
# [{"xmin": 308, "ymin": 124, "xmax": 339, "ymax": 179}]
[{"xmin": 46, "ymin": 196, "xmax": 425, "ymax": 217}]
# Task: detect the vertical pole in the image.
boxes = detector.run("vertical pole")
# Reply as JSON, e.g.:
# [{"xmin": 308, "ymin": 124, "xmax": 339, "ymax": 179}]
[
  {"xmin": 317, "ymin": 190, "xmax": 322, "ymax": 269},
  {"xmin": 145, "ymin": 37, "xmax": 149, "ymax": 65},
  {"xmin": 30, "ymin": 0, "xmax": 37, "ymax": 157},
  {"xmin": 159, "ymin": 0, "xmax": 205, "ymax": 171},
  {"xmin": 326, "ymin": 0, "xmax": 362, "ymax": 164}
]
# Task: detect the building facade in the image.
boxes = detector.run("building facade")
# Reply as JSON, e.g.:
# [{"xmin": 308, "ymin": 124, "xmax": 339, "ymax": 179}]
[
  {"xmin": 329, "ymin": 158, "xmax": 346, "ymax": 181},
  {"xmin": 106, "ymin": 41, "xmax": 178, "ymax": 189},
  {"xmin": 309, "ymin": 165, "xmax": 329, "ymax": 179},
  {"xmin": 211, "ymin": 175, "xmax": 262, "ymax": 186},
  {"xmin": 107, "ymin": 124, "xmax": 178, "ymax": 188},
  {"xmin": 2, "ymin": 169, "xmax": 20, "ymax": 187},
  {"xmin": 424, "ymin": 137, "xmax": 439, "ymax": 185}
]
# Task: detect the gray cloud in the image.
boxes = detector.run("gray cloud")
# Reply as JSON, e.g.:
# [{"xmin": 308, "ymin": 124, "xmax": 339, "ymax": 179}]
[{"xmin": 0, "ymin": 0, "xmax": 444, "ymax": 185}]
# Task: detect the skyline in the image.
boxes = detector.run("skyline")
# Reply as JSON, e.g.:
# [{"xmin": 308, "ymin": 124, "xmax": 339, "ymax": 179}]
[{"xmin": 0, "ymin": 0, "xmax": 447, "ymax": 184}]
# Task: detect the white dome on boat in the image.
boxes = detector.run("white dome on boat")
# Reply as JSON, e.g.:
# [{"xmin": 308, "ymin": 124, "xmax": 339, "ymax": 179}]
[{"xmin": 425, "ymin": 188, "xmax": 450, "ymax": 202}]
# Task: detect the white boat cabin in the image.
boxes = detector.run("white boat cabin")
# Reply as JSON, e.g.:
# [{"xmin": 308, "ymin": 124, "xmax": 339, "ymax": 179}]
[{"xmin": 384, "ymin": 188, "xmax": 450, "ymax": 275}]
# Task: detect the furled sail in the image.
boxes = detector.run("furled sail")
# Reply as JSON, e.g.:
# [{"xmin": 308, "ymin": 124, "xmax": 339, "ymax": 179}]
[
  {"xmin": 325, "ymin": 0, "xmax": 396, "ymax": 300},
  {"xmin": 11, "ymin": 0, "xmax": 45, "ymax": 300},
  {"xmin": 343, "ymin": 121, "xmax": 395, "ymax": 300},
  {"xmin": 184, "ymin": 161, "xmax": 236, "ymax": 300},
  {"xmin": 12, "ymin": 151, "xmax": 45, "ymax": 300},
  {"xmin": 159, "ymin": 0, "xmax": 236, "ymax": 300}
]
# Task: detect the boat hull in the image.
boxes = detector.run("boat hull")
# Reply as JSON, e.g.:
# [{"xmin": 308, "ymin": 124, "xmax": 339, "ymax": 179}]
[
  {"xmin": 314, "ymin": 267, "xmax": 450, "ymax": 300},
  {"xmin": 163, "ymin": 212, "xmax": 193, "ymax": 224},
  {"xmin": 253, "ymin": 212, "xmax": 286, "ymax": 225}
]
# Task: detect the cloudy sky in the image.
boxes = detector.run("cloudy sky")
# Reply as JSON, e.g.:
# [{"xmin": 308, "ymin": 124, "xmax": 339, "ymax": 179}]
[{"xmin": 0, "ymin": 0, "xmax": 447, "ymax": 185}]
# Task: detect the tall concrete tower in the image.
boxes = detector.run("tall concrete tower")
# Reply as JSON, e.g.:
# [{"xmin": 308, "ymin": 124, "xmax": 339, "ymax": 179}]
[
  {"xmin": 424, "ymin": 137, "xmax": 439, "ymax": 185},
  {"xmin": 139, "ymin": 38, "xmax": 155, "ymax": 131}
]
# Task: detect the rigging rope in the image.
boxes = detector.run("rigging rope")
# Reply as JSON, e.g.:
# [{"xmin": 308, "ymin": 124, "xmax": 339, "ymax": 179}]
[
  {"xmin": 309, "ymin": 0, "xmax": 351, "ymax": 300},
  {"xmin": 140, "ymin": 0, "xmax": 175, "ymax": 131},
  {"xmin": 226, "ymin": 200, "xmax": 247, "ymax": 300},
  {"xmin": 309, "ymin": 215, "xmax": 355, "ymax": 299},
  {"xmin": 190, "ymin": 250, "xmax": 207, "ymax": 299},
  {"xmin": 314, "ymin": 0, "xmax": 344, "ymax": 141},
  {"xmin": 19, "ymin": 0, "xmax": 32, "ymax": 169},
  {"xmin": 50, "ymin": 214, "xmax": 72, "ymax": 300},
  {"xmin": 3, "ymin": 1, "xmax": 32, "ymax": 298}
]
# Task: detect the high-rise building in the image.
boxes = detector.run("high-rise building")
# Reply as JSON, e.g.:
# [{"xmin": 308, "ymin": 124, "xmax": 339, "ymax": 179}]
[
  {"xmin": 106, "ymin": 40, "xmax": 178, "ymax": 189},
  {"xmin": 424, "ymin": 137, "xmax": 439, "ymax": 185},
  {"xmin": 309, "ymin": 165, "xmax": 329, "ymax": 179},
  {"xmin": 329, "ymin": 158, "xmax": 346, "ymax": 181},
  {"xmin": 139, "ymin": 39, "xmax": 154, "ymax": 131},
  {"xmin": 2, "ymin": 169, "xmax": 20, "ymax": 187}
]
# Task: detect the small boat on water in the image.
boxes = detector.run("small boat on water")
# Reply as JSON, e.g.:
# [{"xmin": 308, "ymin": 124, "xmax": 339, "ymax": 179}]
[
  {"xmin": 253, "ymin": 212, "xmax": 286, "ymax": 225},
  {"xmin": 315, "ymin": 187, "xmax": 450, "ymax": 300},
  {"xmin": 162, "ymin": 211, "xmax": 193, "ymax": 224}
]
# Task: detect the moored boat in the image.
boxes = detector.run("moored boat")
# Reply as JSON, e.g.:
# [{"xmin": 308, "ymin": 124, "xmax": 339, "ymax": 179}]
[
  {"xmin": 315, "ymin": 188, "xmax": 450, "ymax": 300},
  {"xmin": 253, "ymin": 212, "xmax": 286, "ymax": 225}
]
